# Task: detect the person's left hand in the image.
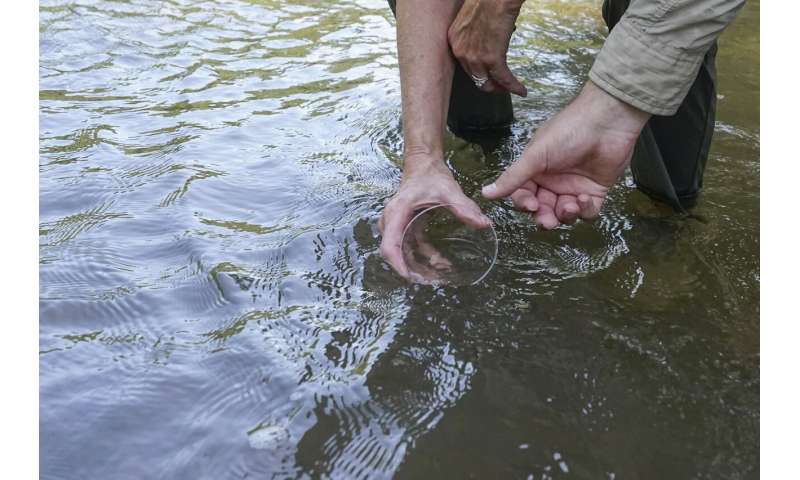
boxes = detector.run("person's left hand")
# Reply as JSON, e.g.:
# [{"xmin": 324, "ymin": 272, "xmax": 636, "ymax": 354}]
[{"xmin": 448, "ymin": 0, "xmax": 527, "ymax": 96}]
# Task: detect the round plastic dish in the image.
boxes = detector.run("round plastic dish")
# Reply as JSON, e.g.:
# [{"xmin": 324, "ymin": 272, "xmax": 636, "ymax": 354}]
[{"xmin": 400, "ymin": 204, "xmax": 498, "ymax": 286}]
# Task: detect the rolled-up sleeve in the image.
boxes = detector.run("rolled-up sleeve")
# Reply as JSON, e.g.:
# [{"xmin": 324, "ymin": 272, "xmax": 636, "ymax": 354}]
[{"xmin": 589, "ymin": 0, "xmax": 746, "ymax": 116}]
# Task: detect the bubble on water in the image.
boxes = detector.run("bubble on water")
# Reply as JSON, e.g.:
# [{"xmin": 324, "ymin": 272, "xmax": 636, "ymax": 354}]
[{"xmin": 553, "ymin": 452, "xmax": 569, "ymax": 473}]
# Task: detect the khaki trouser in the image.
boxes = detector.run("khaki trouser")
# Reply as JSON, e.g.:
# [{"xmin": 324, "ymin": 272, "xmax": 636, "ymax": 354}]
[{"xmin": 387, "ymin": 0, "xmax": 718, "ymax": 210}]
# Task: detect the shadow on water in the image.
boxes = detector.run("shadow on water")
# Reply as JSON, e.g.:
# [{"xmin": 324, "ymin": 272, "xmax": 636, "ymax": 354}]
[{"xmin": 40, "ymin": 0, "xmax": 758, "ymax": 478}]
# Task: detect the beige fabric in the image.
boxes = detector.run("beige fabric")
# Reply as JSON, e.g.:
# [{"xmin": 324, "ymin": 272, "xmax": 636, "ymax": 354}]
[{"xmin": 589, "ymin": 0, "xmax": 746, "ymax": 116}]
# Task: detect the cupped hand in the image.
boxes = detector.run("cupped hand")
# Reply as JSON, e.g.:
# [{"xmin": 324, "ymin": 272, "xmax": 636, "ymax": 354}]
[
  {"xmin": 482, "ymin": 81, "xmax": 651, "ymax": 228},
  {"xmin": 379, "ymin": 159, "xmax": 491, "ymax": 279},
  {"xmin": 447, "ymin": 0, "xmax": 527, "ymax": 96}
]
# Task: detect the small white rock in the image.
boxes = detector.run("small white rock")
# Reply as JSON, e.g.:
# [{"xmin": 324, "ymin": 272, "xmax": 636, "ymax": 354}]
[{"xmin": 248, "ymin": 425, "xmax": 289, "ymax": 450}]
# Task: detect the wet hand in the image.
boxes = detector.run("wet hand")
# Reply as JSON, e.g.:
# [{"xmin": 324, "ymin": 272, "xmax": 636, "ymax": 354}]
[
  {"xmin": 447, "ymin": 0, "xmax": 527, "ymax": 96},
  {"xmin": 379, "ymin": 159, "xmax": 491, "ymax": 279},
  {"xmin": 482, "ymin": 81, "xmax": 651, "ymax": 228}
]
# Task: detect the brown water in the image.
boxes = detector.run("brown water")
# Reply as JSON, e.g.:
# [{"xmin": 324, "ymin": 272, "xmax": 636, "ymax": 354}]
[{"xmin": 39, "ymin": 0, "xmax": 759, "ymax": 478}]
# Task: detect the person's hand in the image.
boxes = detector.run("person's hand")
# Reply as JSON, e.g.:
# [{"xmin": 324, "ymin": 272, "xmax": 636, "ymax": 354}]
[
  {"xmin": 481, "ymin": 80, "xmax": 651, "ymax": 228},
  {"xmin": 379, "ymin": 157, "xmax": 491, "ymax": 279},
  {"xmin": 447, "ymin": 0, "xmax": 527, "ymax": 96}
]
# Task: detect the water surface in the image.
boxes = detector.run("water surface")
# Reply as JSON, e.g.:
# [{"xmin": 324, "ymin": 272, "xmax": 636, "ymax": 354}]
[{"xmin": 40, "ymin": 0, "xmax": 759, "ymax": 478}]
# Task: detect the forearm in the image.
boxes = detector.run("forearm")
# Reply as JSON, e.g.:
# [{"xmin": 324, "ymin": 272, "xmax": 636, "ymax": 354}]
[{"xmin": 396, "ymin": 0, "xmax": 462, "ymax": 175}]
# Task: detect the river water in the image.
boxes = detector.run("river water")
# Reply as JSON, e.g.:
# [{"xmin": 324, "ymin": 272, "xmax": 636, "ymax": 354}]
[{"xmin": 39, "ymin": 0, "xmax": 759, "ymax": 478}]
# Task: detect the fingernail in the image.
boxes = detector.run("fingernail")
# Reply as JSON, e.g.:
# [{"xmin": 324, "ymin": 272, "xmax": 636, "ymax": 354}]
[{"xmin": 482, "ymin": 183, "xmax": 497, "ymax": 197}]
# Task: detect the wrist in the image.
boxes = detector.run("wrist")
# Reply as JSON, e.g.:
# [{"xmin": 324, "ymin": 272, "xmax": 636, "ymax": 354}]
[
  {"xmin": 401, "ymin": 151, "xmax": 450, "ymax": 181},
  {"xmin": 581, "ymin": 80, "xmax": 650, "ymax": 135}
]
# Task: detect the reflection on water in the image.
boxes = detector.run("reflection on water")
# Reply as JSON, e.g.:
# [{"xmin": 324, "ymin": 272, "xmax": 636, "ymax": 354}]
[{"xmin": 40, "ymin": 0, "xmax": 759, "ymax": 478}]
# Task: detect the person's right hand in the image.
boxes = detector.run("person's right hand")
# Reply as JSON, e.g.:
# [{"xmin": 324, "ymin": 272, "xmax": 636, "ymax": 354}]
[
  {"xmin": 379, "ymin": 157, "xmax": 491, "ymax": 280},
  {"xmin": 482, "ymin": 80, "xmax": 651, "ymax": 228}
]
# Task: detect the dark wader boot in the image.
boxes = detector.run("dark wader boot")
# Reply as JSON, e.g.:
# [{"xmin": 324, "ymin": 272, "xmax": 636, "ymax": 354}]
[
  {"xmin": 603, "ymin": 0, "xmax": 718, "ymax": 210},
  {"xmin": 386, "ymin": 0, "xmax": 515, "ymax": 136}
]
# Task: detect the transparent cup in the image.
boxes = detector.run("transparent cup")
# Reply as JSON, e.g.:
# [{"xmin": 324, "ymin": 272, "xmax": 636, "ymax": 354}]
[{"xmin": 400, "ymin": 204, "xmax": 498, "ymax": 286}]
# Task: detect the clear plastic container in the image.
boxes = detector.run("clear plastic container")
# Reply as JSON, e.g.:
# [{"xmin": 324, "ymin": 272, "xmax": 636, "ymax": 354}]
[{"xmin": 400, "ymin": 204, "xmax": 498, "ymax": 286}]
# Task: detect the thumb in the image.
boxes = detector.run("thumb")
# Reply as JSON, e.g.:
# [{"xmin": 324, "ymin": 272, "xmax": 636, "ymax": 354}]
[
  {"xmin": 490, "ymin": 63, "xmax": 527, "ymax": 97},
  {"xmin": 482, "ymin": 144, "xmax": 547, "ymax": 199},
  {"xmin": 447, "ymin": 201, "xmax": 492, "ymax": 230}
]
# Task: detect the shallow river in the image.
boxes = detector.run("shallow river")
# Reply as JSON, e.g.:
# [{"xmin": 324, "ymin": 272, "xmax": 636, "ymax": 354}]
[{"xmin": 40, "ymin": 0, "xmax": 759, "ymax": 478}]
